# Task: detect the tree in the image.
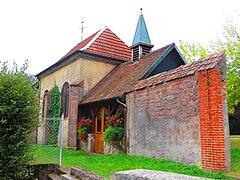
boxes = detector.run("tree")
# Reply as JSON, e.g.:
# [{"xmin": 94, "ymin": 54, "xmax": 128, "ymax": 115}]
[
  {"xmin": 216, "ymin": 24, "xmax": 240, "ymax": 114},
  {"xmin": 179, "ymin": 40, "xmax": 212, "ymax": 62},
  {"xmin": 179, "ymin": 20, "xmax": 240, "ymax": 114},
  {"xmin": 0, "ymin": 61, "xmax": 38, "ymax": 179}
]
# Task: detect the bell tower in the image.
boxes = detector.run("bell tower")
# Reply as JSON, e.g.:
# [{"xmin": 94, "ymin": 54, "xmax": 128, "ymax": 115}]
[{"xmin": 131, "ymin": 8, "xmax": 154, "ymax": 62}]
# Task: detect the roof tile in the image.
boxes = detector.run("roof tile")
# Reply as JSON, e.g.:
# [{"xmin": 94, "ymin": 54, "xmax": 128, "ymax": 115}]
[
  {"xmin": 81, "ymin": 48, "xmax": 225, "ymax": 104},
  {"xmin": 85, "ymin": 28, "xmax": 131, "ymax": 61},
  {"xmin": 131, "ymin": 50, "xmax": 225, "ymax": 91},
  {"xmin": 62, "ymin": 27, "xmax": 131, "ymax": 61},
  {"xmin": 81, "ymin": 44, "xmax": 171, "ymax": 104},
  {"xmin": 62, "ymin": 30, "xmax": 99, "ymax": 59}
]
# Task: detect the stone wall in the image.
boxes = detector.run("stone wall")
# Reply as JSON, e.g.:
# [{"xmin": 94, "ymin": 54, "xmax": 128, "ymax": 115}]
[
  {"xmin": 126, "ymin": 75, "xmax": 201, "ymax": 164},
  {"xmin": 68, "ymin": 80, "xmax": 84, "ymax": 148},
  {"xmin": 30, "ymin": 164, "xmax": 58, "ymax": 180},
  {"xmin": 126, "ymin": 63, "xmax": 230, "ymax": 171}
]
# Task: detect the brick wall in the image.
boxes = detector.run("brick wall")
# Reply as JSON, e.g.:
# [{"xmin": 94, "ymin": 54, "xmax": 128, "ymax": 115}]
[
  {"xmin": 126, "ymin": 67, "xmax": 230, "ymax": 171},
  {"xmin": 126, "ymin": 75, "xmax": 201, "ymax": 164},
  {"xmin": 198, "ymin": 69, "xmax": 230, "ymax": 171}
]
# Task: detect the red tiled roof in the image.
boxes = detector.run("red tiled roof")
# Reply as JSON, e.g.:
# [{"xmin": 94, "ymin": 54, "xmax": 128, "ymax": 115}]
[
  {"xmin": 81, "ymin": 48, "xmax": 225, "ymax": 104},
  {"xmin": 81, "ymin": 44, "xmax": 172, "ymax": 104},
  {"xmin": 62, "ymin": 27, "xmax": 131, "ymax": 61},
  {"xmin": 63, "ymin": 30, "xmax": 99, "ymax": 58},
  {"xmin": 85, "ymin": 28, "xmax": 131, "ymax": 61}
]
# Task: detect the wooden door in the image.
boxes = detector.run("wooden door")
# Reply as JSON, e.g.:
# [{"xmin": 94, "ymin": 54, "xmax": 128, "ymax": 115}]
[{"xmin": 95, "ymin": 107, "xmax": 105, "ymax": 153}]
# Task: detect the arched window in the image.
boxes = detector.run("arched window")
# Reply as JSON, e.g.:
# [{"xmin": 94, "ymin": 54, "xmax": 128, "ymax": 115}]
[
  {"xmin": 42, "ymin": 90, "xmax": 49, "ymax": 118},
  {"xmin": 61, "ymin": 82, "xmax": 69, "ymax": 116}
]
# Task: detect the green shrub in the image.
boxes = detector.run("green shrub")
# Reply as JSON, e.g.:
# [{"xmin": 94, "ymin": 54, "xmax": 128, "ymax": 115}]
[
  {"xmin": 77, "ymin": 117, "xmax": 92, "ymax": 142},
  {"xmin": 0, "ymin": 61, "xmax": 38, "ymax": 179},
  {"xmin": 45, "ymin": 83, "xmax": 61, "ymax": 145},
  {"xmin": 104, "ymin": 116, "xmax": 124, "ymax": 146},
  {"xmin": 47, "ymin": 83, "xmax": 61, "ymax": 118}
]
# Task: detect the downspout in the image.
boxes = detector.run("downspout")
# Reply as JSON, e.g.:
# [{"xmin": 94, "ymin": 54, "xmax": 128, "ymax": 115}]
[{"xmin": 116, "ymin": 98, "xmax": 126, "ymax": 107}]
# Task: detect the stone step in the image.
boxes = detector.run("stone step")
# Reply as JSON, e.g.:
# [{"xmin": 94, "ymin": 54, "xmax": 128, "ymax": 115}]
[
  {"xmin": 48, "ymin": 173, "xmax": 61, "ymax": 180},
  {"xmin": 57, "ymin": 167, "xmax": 71, "ymax": 175},
  {"xmin": 110, "ymin": 169, "xmax": 213, "ymax": 180},
  {"xmin": 70, "ymin": 167, "xmax": 105, "ymax": 179},
  {"xmin": 48, "ymin": 167, "xmax": 71, "ymax": 180},
  {"xmin": 61, "ymin": 174, "xmax": 79, "ymax": 180}
]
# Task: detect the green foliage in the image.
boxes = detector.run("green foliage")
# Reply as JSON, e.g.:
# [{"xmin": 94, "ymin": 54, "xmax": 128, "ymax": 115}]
[
  {"xmin": 179, "ymin": 40, "xmax": 211, "ymax": 62},
  {"xmin": 219, "ymin": 25, "xmax": 240, "ymax": 114},
  {"xmin": 104, "ymin": 116, "xmax": 124, "ymax": 146},
  {"xmin": 0, "ymin": 61, "xmax": 38, "ymax": 179},
  {"xmin": 228, "ymin": 138, "xmax": 240, "ymax": 175},
  {"xmin": 104, "ymin": 126, "xmax": 115, "ymax": 144},
  {"xmin": 48, "ymin": 83, "xmax": 61, "ymax": 118},
  {"xmin": 31, "ymin": 144, "xmax": 235, "ymax": 179},
  {"xmin": 45, "ymin": 83, "xmax": 61, "ymax": 145},
  {"xmin": 230, "ymin": 135, "xmax": 240, "ymax": 138},
  {"xmin": 179, "ymin": 19, "xmax": 240, "ymax": 114},
  {"xmin": 77, "ymin": 117, "xmax": 92, "ymax": 142}
]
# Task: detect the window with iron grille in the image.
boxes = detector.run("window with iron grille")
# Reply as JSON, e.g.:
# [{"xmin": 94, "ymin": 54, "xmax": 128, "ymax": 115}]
[{"xmin": 61, "ymin": 82, "xmax": 69, "ymax": 116}]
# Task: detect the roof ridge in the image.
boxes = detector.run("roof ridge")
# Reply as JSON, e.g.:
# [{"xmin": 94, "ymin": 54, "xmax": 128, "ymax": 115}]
[
  {"xmin": 60, "ymin": 30, "xmax": 100, "ymax": 59},
  {"xmin": 80, "ymin": 26, "xmax": 108, "ymax": 50},
  {"xmin": 140, "ymin": 43, "xmax": 173, "ymax": 60},
  {"xmin": 132, "ymin": 50, "xmax": 225, "ymax": 92}
]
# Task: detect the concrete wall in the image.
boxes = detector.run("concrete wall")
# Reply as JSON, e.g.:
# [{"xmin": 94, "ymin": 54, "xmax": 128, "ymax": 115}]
[
  {"xmin": 39, "ymin": 57, "xmax": 116, "ymax": 97},
  {"xmin": 126, "ymin": 75, "xmax": 201, "ymax": 164}
]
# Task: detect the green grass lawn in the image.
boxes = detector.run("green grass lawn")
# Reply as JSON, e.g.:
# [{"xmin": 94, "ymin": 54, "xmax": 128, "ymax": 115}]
[
  {"xmin": 226, "ymin": 137, "xmax": 240, "ymax": 177},
  {"xmin": 30, "ymin": 144, "xmax": 236, "ymax": 179},
  {"xmin": 230, "ymin": 135, "xmax": 240, "ymax": 139}
]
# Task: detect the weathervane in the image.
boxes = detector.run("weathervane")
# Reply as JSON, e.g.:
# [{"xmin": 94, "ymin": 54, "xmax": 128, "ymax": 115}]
[
  {"xmin": 140, "ymin": 8, "xmax": 142, "ymax": 14},
  {"xmin": 81, "ymin": 21, "xmax": 86, "ymax": 41}
]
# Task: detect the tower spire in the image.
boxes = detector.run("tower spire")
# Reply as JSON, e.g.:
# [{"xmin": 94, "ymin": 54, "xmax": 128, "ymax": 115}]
[{"xmin": 131, "ymin": 9, "xmax": 154, "ymax": 62}]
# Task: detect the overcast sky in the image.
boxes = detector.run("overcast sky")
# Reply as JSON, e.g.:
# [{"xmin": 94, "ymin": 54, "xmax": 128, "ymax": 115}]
[{"xmin": 0, "ymin": 0, "xmax": 239, "ymax": 75}]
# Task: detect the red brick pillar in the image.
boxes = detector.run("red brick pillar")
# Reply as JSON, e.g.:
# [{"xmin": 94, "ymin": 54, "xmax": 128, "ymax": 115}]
[
  {"xmin": 198, "ymin": 69, "xmax": 230, "ymax": 171},
  {"xmin": 68, "ymin": 80, "xmax": 84, "ymax": 148}
]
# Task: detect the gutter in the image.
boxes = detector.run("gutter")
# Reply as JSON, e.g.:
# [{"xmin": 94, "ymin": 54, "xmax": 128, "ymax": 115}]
[
  {"xmin": 35, "ymin": 50, "xmax": 127, "ymax": 78},
  {"xmin": 80, "ymin": 96, "xmax": 120, "ymax": 106}
]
